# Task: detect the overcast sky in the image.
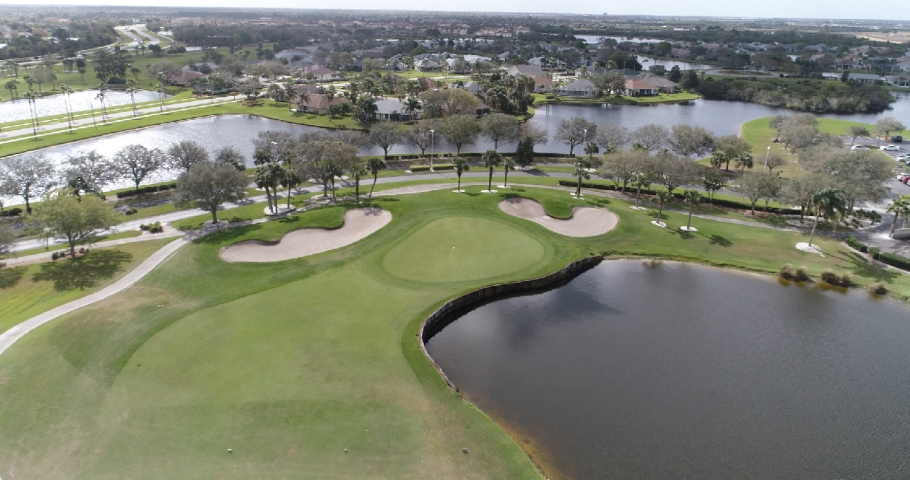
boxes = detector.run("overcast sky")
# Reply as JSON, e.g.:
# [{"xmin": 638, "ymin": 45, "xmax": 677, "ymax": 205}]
[{"xmin": 18, "ymin": 0, "xmax": 910, "ymax": 21}]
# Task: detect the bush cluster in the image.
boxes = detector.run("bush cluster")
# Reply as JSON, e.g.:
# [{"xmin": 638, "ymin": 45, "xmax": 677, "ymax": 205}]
[
  {"xmin": 140, "ymin": 221, "xmax": 164, "ymax": 233},
  {"xmin": 116, "ymin": 183, "xmax": 178, "ymax": 199},
  {"xmin": 50, "ymin": 247, "xmax": 88, "ymax": 261},
  {"xmin": 820, "ymin": 269, "xmax": 852, "ymax": 287},
  {"xmin": 778, "ymin": 264, "xmax": 810, "ymax": 282},
  {"xmin": 844, "ymin": 236, "xmax": 910, "ymax": 271},
  {"xmin": 125, "ymin": 207, "xmax": 139, "ymax": 215},
  {"xmin": 0, "ymin": 208, "xmax": 23, "ymax": 217},
  {"xmin": 869, "ymin": 283, "xmax": 888, "ymax": 295}
]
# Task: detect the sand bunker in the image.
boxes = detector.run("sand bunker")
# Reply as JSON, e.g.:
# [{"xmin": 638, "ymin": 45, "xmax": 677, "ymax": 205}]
[
  {"xmin": 498, "ymin": 198, "xmax": 618, "ymax": 237},
  {"xmin": 221, "ymin": 208, "xmax": 392, "ymax": 262}
]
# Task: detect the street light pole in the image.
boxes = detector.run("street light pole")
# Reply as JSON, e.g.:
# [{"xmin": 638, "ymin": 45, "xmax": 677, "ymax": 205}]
[
  {"xmin": 430, "ymin": 129, "xmax": 435, "ymax": 171},
  {"xmin": 763, "ymin": 145, "xmax": 770, "ymax": 168},
  {"xmin": 582, "ymin": 129, "xmax": 587, "ymax": 156}
]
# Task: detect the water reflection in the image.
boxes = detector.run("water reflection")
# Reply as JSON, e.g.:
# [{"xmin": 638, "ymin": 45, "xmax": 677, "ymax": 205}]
[
  {"xmin": 0, "ymin": 89, "xmax": 168, "ymax": 123},
  {"xmin": 426, "ymin": 260, "xmax": 910, "ymax": 479}
]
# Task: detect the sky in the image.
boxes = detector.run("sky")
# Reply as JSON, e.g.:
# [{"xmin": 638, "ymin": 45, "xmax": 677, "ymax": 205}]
[{"xmin": 14, "ymin": 0, "xmax": 910, "ymax": 21}]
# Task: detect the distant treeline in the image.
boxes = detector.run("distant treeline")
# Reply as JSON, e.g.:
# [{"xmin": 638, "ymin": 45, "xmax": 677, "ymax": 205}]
[{"xmin": 696, "ymin": 77, "xmax": 895, "ymax": 113}]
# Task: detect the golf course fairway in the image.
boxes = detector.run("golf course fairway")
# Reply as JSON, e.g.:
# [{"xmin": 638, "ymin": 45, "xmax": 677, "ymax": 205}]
[{"xmin": 0, "ymin": 185, "xmax": 904, "ymax": 479}]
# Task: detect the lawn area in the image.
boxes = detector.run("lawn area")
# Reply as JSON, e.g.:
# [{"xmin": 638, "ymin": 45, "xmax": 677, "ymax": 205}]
[
  {"xmin": 2, "ymin": 230, "xmax": 142, "ymax": 259},
  {"xmin": 0, "ymin": 237, "xmax": 176, "ymax": 336},
  {"xmin": 0, "ymin": 185, "xmax": 906, "ymax": 478}
]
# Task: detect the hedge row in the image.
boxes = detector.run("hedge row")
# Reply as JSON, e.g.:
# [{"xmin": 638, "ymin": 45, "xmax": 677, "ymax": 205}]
[
  {"xmin": 558, "ymin": 180, "xmax": 801, "ymax": 215},
  {"xmin": 116, "ymin": 183, "xmax": 178, "ymax": 198},
  {"xmin": 844, "ymin": 236, "xmax": 910, "ymax": 271},
  {"xmin": 409, "ymin": 164, "xmax": 455, "ymax": 172},
  {"xmin": 0, "ymin": 208, "xmax": 23, "ymax": 217}
]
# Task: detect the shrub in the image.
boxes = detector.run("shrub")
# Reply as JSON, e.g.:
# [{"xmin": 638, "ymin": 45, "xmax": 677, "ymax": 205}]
[
  {"xmin": 125, "ymin": 207, "xmax": 139, "ymax": 215},
  {"xmin": 0, "ymin": 208, "xmax": 23, "ymax": 217},
  {"xmin": 869, "ymin": 283, "xmax": 888, "ymax": 295},
  {"xmin": 844, "ymin": 236, "xmax": 868, "ymax": 253},
  {"xmin": 116, "ymin": 183, "xmax": 178, "ymax": 199},
  {"xmin": 820, "ymin": 269, "xmax": 839, "ymax": 284},
  {"xmin": 874, "ymin": 251, "xmax": 910, "ymax": 271},
  {"xmin": 794, "ymin": 266, "xmax": 810, "ymax": 282},
  {"xmin": 779, "ymin": 263, "xmax": 794, "ymax": 279},
  {"xmin": 51, "ymin": 251, "xmax": 58, "ymax": 260},
  {"xmin": 409, "ymin": 163, "xmax": 455, "ymax": 172},
  {"xmin": 840, "ymin": 273, "xmax": 851, "ymax": 287},
  {"xmin": 869, "ymin": 247, "xmax": 880, "ymax": 257},
  {"xmin": 140, "ymin": 221, "xmax": 163, "ymax": 233}
]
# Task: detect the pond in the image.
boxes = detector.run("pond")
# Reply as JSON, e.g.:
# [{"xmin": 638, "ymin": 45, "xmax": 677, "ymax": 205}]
[
  {"xmin": 0, "ymin": 89, "xmax": 167, "ymax": 124},
  {"xmin": 425, "ymin": 260, "xmax": 910, "ymax": 479}
]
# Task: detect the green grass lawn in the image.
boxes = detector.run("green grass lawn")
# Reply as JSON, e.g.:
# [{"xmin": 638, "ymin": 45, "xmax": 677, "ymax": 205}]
[
  {"xmin": 0, "ymin": 237, "xmax": 176, "ymax": 336},
  {"xmin": 2, "ymin": 230, "xmax": 142, "ymax": 259},
  {"xmin": 0, "ymin": 185, "xmax": 907, "ymax": 478}
]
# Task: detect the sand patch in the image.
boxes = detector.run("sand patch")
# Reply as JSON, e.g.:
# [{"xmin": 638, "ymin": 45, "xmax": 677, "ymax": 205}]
[
  {"xmin": 220, "ymin": 208, "xmax": 392, "ymax": 263},
  {"xmin": 498, "ymin": 198, "xmax": 618, "ymax": 237}
]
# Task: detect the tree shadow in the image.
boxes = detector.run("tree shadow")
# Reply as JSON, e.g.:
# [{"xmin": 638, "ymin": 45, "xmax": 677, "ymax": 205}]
[
  {"xmin": 585, "ymin": 196, "xmax": 612, "ymax": 207},
  {"xmin": 829, "ymin": 250, "xmax": 901, "ymax": 283},
  {"xmin": 675, "ymin": 228, "xmax": 695, "ymax": 240},
  {"xmin": 32, "ymin": 250, "xmax": 133, "ymax": 291},
  {"xmin": 705, "ymin": 233, "xmax": 732, "ymax": 247},
  {"xmin": 192, "ymin": 224, "xmax": 263, "ymax": 245},
  {"xmin": 0, "ymin": 266, "xmax": 27, "ymax": 289}
]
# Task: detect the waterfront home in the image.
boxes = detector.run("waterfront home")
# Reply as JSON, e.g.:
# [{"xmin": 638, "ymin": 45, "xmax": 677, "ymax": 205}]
[
  {"xmin": 296, "ymin": 94, "xmax": 350, "ymax": 115},
  {"xmin": 624, "ymin": 79, "xmax": 658, "ymax": 96},
  {"xmin": 374, "ymin": 98, "xmax": 422, "ymax": 121},
  {"xmin": 847, "ymin": 73, "xmax": 885, "ymax": 84},
  {"xmin": 555, "ymin": 79, "xmax": 597, "ymax": 98}
]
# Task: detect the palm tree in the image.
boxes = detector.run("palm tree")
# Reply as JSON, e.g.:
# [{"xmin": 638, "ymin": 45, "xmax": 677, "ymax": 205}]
[
  {"xmin": 267, "ymin": 84, "xmax": 282, "ymax": 105},
  {"xmin": 584, "ymin": 141, "xmax": 599, "ymax": 160},
  {"xmin": 573, "ymin": 157, "xmax": 592, "ymax": 197},
  {"xmin": 499, "ymin": 156, "xmax": 515, "ymax": 188},
  {"xmin": 155, "ymin": 83, "xmax": 166, "ymax": 112},
  {"xmin": 23, "ymin": 91, "xmax": 39, "ymax": 138},
  {"xmin": 453, "ymin": 157, "xmax": 469, "ymax": 192},
  {"xmin": 681, "ymin": 189, "xmax": 702, "ymax": 230},
  {"xmin": 125, "ymin": 81, "xmax": 138, "ymax": 116},
  {"xmin": 366, "ymin": 157, "xmax": 387, "ymax": 198},
  {"xmin": 5, "ymin": 61, "xmax": 18, "ymax": 77},
  {"xmin": 60, "ymin": 84, "xmax": 74, "ymax": 131},
  {"xmin": 281, "ymin": 81, "xmax": 298, "ymax": 111},
  {"xmin": 808, "ymin": 188, "xmax": 846, "ymax": 248},
  {"xmin": 350, "ymin": 163, "xmax": 368, "ymax": 203},
  {"xmin": 886, "ymin": 195, "xmax": 910, "ymax": 237},
  {"xmin": 4, "ymin": 79, "xmax": 18, "ymax": 100},
  {"xmin": 631, "ymin": 172, "xmax": 652, "ymax": 207},
  {"xmin": 482, "ymin": 150, "xmax": 503, "ymax": 192},
  {"xmin": 655, "ymin": 190, "xmax": 674, "ymax": 226},
  {"xmin": 95, "ymin": 83, "xmax": 108, "ymax": 122},
  {"xmin": 208, "ymin": 73, "xmax": 219, "ymax": 103},
  {"xmin": 736, "ymin": 152, "xmax": 754, "ymax": 174},
  {"xmin": 403, "ymin": 96, "xmax": 421, "ymax": 120}
]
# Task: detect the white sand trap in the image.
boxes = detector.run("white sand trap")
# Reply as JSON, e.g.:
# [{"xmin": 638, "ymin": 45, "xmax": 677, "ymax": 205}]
[
  {"xmin": 220, "ymin": 208, "xmax": 392, "ymax": 263},
  {"xmin": 498, "ymin": 198, "xmax": 618, "ymax": 237}
]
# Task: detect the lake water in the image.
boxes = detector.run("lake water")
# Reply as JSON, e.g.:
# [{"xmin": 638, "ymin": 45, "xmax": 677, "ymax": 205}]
[
  {"xmin": 578, "ymin": 35, "xmax": 665, "ymax": 44},
  {"xmin": 635, "ymin": 55, "xmax": 713, "ymax": 72},
  {"xmin": 0, "ymin": 89, "xmax": 167, "ymax": 124},
  {"xmin": 425, "ymin": 260, "xmax": 910, "ymax": 479}
]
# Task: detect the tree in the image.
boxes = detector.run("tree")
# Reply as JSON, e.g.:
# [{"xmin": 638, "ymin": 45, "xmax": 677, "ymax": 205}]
[
  {"xmin": 64, "ymin": 151, "xmax": 115, "ymax": 197},
  {"xmin": 368, "ymin": 121, "xmax": 403, "ymax": 160},
  {"xmin": 630, "ymin": 124, "xmax": 669, "ymax": 151},
  {"xmin": 37, "ymin": 189, "xmax": 117, "ymax": 259},
  {"xmin": 768, "ymin": 115, "xmax": 787, "ymax": 141},
  {"xmin": 0, "ymin": 155, "xmax": 57, "ymax": 214},
  {"xmin": 481, "ymin": 113, "xmax": 521, "ymax": 151},
  {"xmin": 808, "ymin": 188, "xmax": 846, "ymax": 248},
  {"xmin": 453, "ymin": 157, "xmax": 469, "ymax": 192},
  {"xmin": 764, "ymin": 153, "xmax": 787, "ymax": 173},
  {"xmin": 669, "ymin": 124, "xmax": 714, "ymax": 158},
  {"xmin": 668, "ymin": 65, "xmax": 682, "ymax": 82},
  {"xmin": 847, "ymin": 125, "xmax": 870, "ymax": 145},
  {"xmin": 4, "ymin": 79, "xmax": 18, "ymax": 100},
  {"xmin": 0, "ymin": 224, "xmax": 15, "ymax": 261},
  {"xmin": 679, "ymin": 70, "xmax": 700, "ymax": 89},
  {"xmin": 702, "ymin": 167, "xmax": 726, "ymax": 203},
  {"xmin": 573, "ymin": 157, "xmax": 592, "ymax": 197},
  {"xmin": 602, "ymin": 149, "xmax": 642, "ymax": 193},
  {"xmin": 778, "ymin": 114, "xmax": 819, "ymax": 150},
  {"xmin": 758, "ymin": 172, "xmax": 783, "ymax": 212},
  {"xmin": 403, "ymin": 96, "xmax": 421, "ymax": 119},
  {"xmin": 654, "ymin": 190, "xmax": 674, "ymax": 225},
  {"xmin": 712, "ymin": 135, "xmax": 752, "ymax": 171},
  {"xmin": 595, "ymin": 123, "xmax": 629, "ymax": 152},
  {"xmin": 95, "ymin": 83, "xmax": 109, "ymax": 121},
  {"xmin": 653, "ymin": 153, "xmax": 699, "ymax": 196},
  {"xmin": 406, "ymin": 122, "xmax": 436, "ymax": 156},
  {"xmin": 253, "ymin": 150, "xmax": 282, "ymax": 213},
  {"xmin": 781, "ymin": 173, "xmax": 831, "ymax": 223},
  {"xmin": 442, "ymin": 115, "xmax": 480, "ymax": 155},
  {"xmin": 366, "ymin": 157, "xmax": 386, "ymax": 198},
  {"xmin": 875, "ymin": 117, "xmax": 905, "ymax": 143},
  {"xmin": 887, "ymin": 196, "xmax": 910, "ymax": 237},
  {"xmin": 349, "ymin": 162, "xmax": 368, "ymax": 203},
  {"xmin": 482, "ymin": 150, "xmax": 502, "ymax": 192},
  {"xmin": 735, "ymin": 152, "xmax": 754, "ymax": 174},
  {"xmin": 168, "ymin": 141, "xmax": 210, "ymax": 172},
  {"xmin": 113, "ymin": 145, "xmax": 166, "ymax": 192},
  {"xmin": 514, "ymin": 137, "xmax": 535, "ymax": 169},
  {"xmin": 631, "ymin": 171, "xmax": 653, "ymax": 207},
  {"xmin": 736, "ymin": 171, "xmax": 768, "ymax": 215},
  {"xmin": 681, "ymin": 189, "xmax": 702, "ymax": 230},
  {"xmin": 214, "ymin": 147, "xmax": 246, "ymax": 171},
  {"xmin": 155, "ymin": 83, "xmax": 167, "ymax": 112},
  {"xmin": 175, "ymin": 161, "xmax": 248, "ymax": 224},
  {"xmin": 807, "ymin": 149, "xmax": 893, "ymax": 213},
  {"xmin": 419, "ymin": 88, "xmax": 478, "ymax": 118},
  {"xmin": 555, "ymin": 117, "xmax": 597, "ymax": 155}
]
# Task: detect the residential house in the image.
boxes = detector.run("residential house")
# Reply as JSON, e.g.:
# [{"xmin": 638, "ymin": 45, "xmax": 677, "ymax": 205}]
[
  {"xmin": 374, "ymin": 99, "xmax": 421, "ymax": 121},
  {"xmin": 639, "ymin": 73, "xmax": 677, "ymax": 93},
  {"xmin": 460, "ymin": 80, "xmax": 483, "ymax": 94},
  {"xmin": 885, "ymin": 75, "xmax": 910, "ymax": 87},
  {"xmin": 475, "ymin": 103, "xmax": 492, "ymax": 117},
  {"xmin": 296, "ymin": 94, "xmax": 350, "ymax": 115},
  {"xmin": 166, "ymin": 70, "xmax": 205, "ymax": 86},
  {"xmin": 847, "ymin": 73, "xmax": 884, "ymax": 84},
  {"xmin": 300, "ymin": 65, "xmax": 339, "ymax": 81},
  {"xmin": 555, "ymin": 79, "xmax": 597, "ymax": 98},
  {"xmin": 507, "ymin": 64, "xmax": 546, "ymax": 78},
  {"xmin": 624, "ymin": 79, "xmax": 658, "ymax": 96},
  {"xmin": 416, "ymin": 59, "xmax": 442, "ymax": 72},
  {"xmin": 531, "ymin": 75, "xmax": 552, "ymax": 93}
]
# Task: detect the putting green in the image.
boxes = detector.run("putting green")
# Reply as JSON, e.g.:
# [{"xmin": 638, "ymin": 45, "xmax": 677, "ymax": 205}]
[{"xmin": 382, "ymin": 217, "xmax": 545, "ymax": 283}]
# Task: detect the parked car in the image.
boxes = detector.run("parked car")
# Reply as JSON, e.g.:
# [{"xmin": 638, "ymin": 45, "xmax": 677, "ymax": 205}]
[
  {"xmin": 851, "ymin": 145, "xmax": 870, "ymax": 150},
  {"xmin": 892, "ymin": 135, "xmax": 903, "ymax": 143},
  {"xmin": 881, "ymin": 145, "xmax": 901, "ymax": 151}
]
